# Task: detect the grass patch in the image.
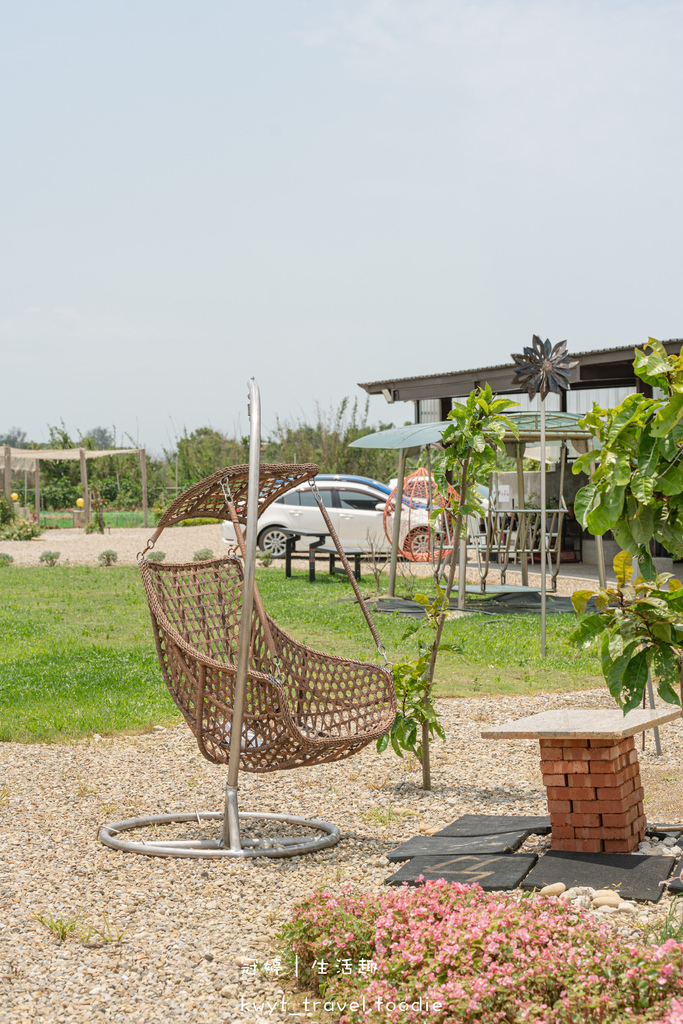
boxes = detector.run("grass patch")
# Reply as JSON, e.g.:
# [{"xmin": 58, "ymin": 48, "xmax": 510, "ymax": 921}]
[{"xmin": 0, "ymin": 566, "xmax": 603, "ymax": 743}]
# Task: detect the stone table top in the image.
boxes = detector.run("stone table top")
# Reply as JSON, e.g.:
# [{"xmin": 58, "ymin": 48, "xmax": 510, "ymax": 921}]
[{"xmin": 481, "ymin": 707, "xmax": 681, "ymax": 740}]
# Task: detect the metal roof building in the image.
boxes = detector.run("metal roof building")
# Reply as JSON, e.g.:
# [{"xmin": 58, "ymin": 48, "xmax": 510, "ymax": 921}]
[{"xmin": 358, "ymin": 339, "xmax": 683, "ymax": 423}]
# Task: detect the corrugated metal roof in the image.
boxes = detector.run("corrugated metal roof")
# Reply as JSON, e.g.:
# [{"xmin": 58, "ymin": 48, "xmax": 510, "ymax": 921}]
[{"xmin": 358, "ymin": 339, "xmax": 683, "ymax": 391}]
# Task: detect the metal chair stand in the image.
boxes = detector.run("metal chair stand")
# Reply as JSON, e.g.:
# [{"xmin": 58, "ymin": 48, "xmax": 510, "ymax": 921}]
[
  {"xmin": 98, "ymin": 808, "xmax": 340, "ymax": 860},
  {"xmin": 97, "ymin": 378, "xmax": 352, "ymax": 860}
]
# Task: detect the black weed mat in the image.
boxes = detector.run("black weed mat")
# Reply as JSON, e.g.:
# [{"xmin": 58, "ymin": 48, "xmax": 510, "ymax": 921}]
[{"xmin": 370, "ymin": 593, "xmax": 595, "ymax": 616}]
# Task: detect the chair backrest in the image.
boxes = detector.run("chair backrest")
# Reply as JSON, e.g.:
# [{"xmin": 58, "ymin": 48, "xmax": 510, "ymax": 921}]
[{"xmin": 140, "ymin": 556, "xmax": 249, "ymax": 668}]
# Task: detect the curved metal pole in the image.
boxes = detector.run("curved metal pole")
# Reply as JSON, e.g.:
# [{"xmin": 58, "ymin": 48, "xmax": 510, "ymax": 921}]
[{"xmin": 222, "ymin": 377, "xmax": 261, "ymax": 850}]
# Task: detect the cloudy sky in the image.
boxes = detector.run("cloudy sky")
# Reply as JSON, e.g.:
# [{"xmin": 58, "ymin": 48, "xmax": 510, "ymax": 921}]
[{"xmin": 2, "ymin": 1, "xmax": 682, "ymax": 453}]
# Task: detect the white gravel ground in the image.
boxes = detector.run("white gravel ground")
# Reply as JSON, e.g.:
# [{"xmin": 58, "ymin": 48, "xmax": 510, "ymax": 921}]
[
  {"xmin": 2, "ymin": 689, "xmax": 682, "ymax": 1024},
  {"xmin": 0, "ymin": 525, "xmax": 226, "ymax": 568},
  {"xmin": 0, "ymin": 525, "xmax": 605, "ymax": 601}
]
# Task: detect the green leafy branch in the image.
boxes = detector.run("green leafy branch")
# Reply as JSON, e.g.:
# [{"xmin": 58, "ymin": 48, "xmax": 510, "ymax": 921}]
[
  {"xmin": 570, "ymin": 552, "xmax": 683, "ymax": 713},
  {"xmin": 377, "ymin": 588, "xmax": 460, "ymax": 761},
  {"xmin": 572, "ymin": 339, "xmax": 683, "ymax": 569}
]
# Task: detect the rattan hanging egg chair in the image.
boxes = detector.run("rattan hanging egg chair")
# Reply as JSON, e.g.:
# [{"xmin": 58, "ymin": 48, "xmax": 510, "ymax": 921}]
[
  {"xmin": 383, "ymin": 466, "xmax": 457, "ymax": 562},
  {"xmin": 99, "ymin": 379, "xmax": 396, "ymax": 860}
]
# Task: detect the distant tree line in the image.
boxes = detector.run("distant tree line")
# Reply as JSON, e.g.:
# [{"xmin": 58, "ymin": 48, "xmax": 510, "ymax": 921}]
[{"xmin": 1, "ymin": 400, "xmax": 407, "ymax": 511}]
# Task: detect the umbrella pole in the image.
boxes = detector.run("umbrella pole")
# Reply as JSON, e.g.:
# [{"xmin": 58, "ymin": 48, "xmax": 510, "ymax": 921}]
[
  {"xmin": 540, "ymin": 397, "xmax": 547, "ymax": 658},
  {"xmin": 387, "ymin": 449, "xmax": 407, "ymax": 598}
]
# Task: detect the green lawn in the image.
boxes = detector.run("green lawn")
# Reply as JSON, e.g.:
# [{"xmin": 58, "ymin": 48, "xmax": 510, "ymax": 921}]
[{"xmin": 0, "ymin": 566, "xmax": 603, "ymax": 743}]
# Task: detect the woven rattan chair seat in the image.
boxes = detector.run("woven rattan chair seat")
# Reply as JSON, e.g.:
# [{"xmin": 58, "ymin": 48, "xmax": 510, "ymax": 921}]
[{"xmin": 140, "ymin": 554, "xmax": 396, "ymax": 772}]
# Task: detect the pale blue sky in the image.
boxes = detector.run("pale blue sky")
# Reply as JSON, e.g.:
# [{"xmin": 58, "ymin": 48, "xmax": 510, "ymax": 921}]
[{"xmin": 2, "ymin": 1, "xmax": 682, "ymax": 453}]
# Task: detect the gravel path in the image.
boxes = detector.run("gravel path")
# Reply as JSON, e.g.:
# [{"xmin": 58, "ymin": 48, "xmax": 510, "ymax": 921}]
[
  {"xmin": 2, "ymin": 690, "xmax": 682, "ymax": 1023},
  {"xmin": 0, "ymin": 525, "xmax": 225, "ymax": 567},
  {"xmin": 1, "ymin": 526, "xmax": 606, "ymax": 598}
]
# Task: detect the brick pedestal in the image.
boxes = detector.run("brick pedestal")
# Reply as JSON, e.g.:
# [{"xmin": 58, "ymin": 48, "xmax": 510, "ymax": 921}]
[{"xmin": 540, "ymin": 736, "xmax": 646, "ymax": 853}]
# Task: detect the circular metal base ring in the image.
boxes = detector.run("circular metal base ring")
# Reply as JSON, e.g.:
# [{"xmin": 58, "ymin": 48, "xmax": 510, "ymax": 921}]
[{"xmin": 98, "ymin": 810, "xmax": 341, "ymax": 859}]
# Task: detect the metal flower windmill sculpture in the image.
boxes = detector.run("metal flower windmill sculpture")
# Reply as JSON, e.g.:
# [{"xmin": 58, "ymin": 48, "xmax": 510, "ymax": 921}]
[{"xmin": 511, "ymin": 336, "xmax": 578, "ymax": 656}]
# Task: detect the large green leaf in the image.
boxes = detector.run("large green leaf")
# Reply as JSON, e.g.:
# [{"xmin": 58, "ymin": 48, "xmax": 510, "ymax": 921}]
[
  {"xmin": 571, "ymin": 589, "xmax": 596, "ymax": 615},
  {"xmin": 631, "ymin": 474, "xmax": 655, "ymax": 503},
  {"xmin": 652, "ymin": 393, "xmax": 683, "ymax": 437},
  {"xmin": 620, "ymin": 649, "xmax": 650, "ymax": 711},
  {"xmin": 657, "ymin": 461, "xmax": 683, "ymax": 496},
  {"xmin": 613, "ymin": 550, "xmax": 633, "ymax": 585},
  {"xmin": 585, "ymin": 488, "xmax": 622, "ymax": 534},
  {"xmin": 630, "ymin": 503, "xmax": 654, "ymax": 546},
  {"xmin": 612, "ymin": 519, "xmax": 639, "ymax": 556},
  {"xmin": 658, "ymin": 434, "xmax": 678, "ymax": 460},
  {"xmin": 569, "ymin": 613, "xmax": 606, "ymax": 647},
  {"xmin": 612, "ymin": 454, "xmax": 632, "ymax": 486},
  {"xmin": 573, "ymin": 484, "xmax": 596, "ymax": 529},
  {"xmin": 637, "ymin": 431, "xmax": 659, "ymax": 478},
  {"xmin": 604, "ymin": 642, "xmax": 639, "ymax": 701},
  {"xmin": 653, "ymin": 645, "xmax": 681, "ymax": 705},
  {"xmin": 606, "ymin": 396, "xmax": 645, "ymax": 444}
]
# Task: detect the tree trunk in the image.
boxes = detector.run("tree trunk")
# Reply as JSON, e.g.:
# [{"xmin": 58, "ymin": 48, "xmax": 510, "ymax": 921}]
[{"xmin": 419, "ymin": 455, "xmax": 470, "ymax": 791}]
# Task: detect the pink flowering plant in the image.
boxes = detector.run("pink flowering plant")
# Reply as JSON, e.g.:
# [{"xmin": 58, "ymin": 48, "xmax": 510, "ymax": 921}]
[{"xmin": 279, "ymin": 880, "xmax": 683, "ymax": 1023}]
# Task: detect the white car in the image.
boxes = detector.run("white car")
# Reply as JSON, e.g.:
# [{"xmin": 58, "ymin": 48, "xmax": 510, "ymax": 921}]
[{"xmin": 222, "ymin": 476, "xmax": 391, "ymax": 557}]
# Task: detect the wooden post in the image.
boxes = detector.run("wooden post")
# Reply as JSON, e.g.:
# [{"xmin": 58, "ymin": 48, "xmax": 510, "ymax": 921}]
[
  {"xmin": 140, "ymin": 449, "xmax": 148, "ymax": 528},
  {"xmin": 34, "ymin": 460, "xmax": 40, "ymax": 522},
  {"xmin": 79, "ymin": 449, "xmax": 90, "ymax": 522},
  {"xmin": 3, "ymin": 446, "xmax": 11, "ymax": 507}
]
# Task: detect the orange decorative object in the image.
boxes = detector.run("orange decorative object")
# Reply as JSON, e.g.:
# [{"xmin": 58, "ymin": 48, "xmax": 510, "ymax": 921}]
[{"xmin": 383, "ymin": 467, "xmax": 458, "ymax": 562}]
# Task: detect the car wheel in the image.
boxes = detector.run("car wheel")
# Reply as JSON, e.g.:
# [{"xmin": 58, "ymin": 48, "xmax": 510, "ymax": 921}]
[
  {"xmin": 405, "ymin": 527, "xmax": 431, "ymax": 561},
  {"xmin": 258, "ymin": 526, "xmax": 289, "ymax": 558}
]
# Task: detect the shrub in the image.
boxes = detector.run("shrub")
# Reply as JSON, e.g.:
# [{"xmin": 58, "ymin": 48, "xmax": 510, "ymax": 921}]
[
  {"xmin": 178, "ymin": 517, "xmax": 221, "ymax": 527},
  {"xmin": 84, "ymin": 519, "xmax": 104, "ymax": 534},
  {"xmin": 0, "ymin": 495, "xmax": 13, "ymax": 526},
  {"xmin": 39, "ymin": 551, "xmax": 61, "ymax": 567},
  {"xmin": 0, "ymin": 518, "xmax": 41, "ymax": 541},
  {"xmin": 147, "ymin": 551, "xmax": 166, "ymax": 562},
  {"xmin": 193, "ymin": 548, "xmax": 213, "ymax": 561},
  {"xmin": 0, "ymin": 553, "xmax": 14, "ymax": 566},
  {"xmin": 41, "ymin": 480, "xmax": 81, "ymax": 510},
  {"xmin": 98, "ymin": 550, "xmax": 118, "ymax": 566},
  {"xmin": 279, "ymin": 881, "xmax": 683, "ymax": 1023}
]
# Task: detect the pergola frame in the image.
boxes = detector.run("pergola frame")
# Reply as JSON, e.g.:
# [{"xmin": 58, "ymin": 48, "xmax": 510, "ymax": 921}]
[{"xmin": 2, "ymin": 445, "xmax": 149, "ymax": 527}]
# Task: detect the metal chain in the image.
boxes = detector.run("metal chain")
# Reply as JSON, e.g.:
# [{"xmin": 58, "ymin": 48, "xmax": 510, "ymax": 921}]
[
  {"xmin": 308, "ymin": 478, "xmax": 391, "ymax": 670},
  {"xmin": 137, "ymin": 536, "xmax": 156, "ymax": 562},
  {"xmin": 222, "ymin": 476, "xmax": 286, "ymax": 686}
]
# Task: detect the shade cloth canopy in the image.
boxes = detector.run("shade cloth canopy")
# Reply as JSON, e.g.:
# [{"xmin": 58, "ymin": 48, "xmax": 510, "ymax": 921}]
[{"xmin": 5, "ymin": 446, "xmax": 142, "ymax": 471}]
